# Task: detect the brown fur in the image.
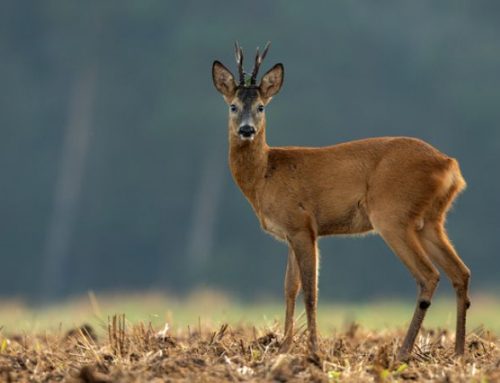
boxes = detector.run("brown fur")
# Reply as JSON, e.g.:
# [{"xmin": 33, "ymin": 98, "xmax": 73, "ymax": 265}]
[{"xmin": 212, "ymin": 57, "xmax": 470, "ymax": 360}]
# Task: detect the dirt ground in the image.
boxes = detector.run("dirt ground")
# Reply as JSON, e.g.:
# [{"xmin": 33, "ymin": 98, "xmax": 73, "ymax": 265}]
[{"xmin": 0, "ymin": 316, "xmax": 498, "ymax": 382}]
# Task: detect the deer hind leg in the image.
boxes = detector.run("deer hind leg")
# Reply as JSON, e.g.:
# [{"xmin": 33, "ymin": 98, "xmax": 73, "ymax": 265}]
[
  {"xmin": 419, "ymin": 223, "xmax": 471, "ymax": 355},
  {"xmin": 288, "ymin": 230, "xmax": 319, "ymax": 354},
  {"xmin": 280, "ymin": 247, "xmax": 301, "ymax": 353},
  {"xmin": 374, "ymin": 219, "xmax": 440, "ymax": 361}
]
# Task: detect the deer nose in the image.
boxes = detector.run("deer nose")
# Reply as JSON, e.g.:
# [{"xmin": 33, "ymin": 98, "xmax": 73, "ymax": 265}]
[{"xmin": 238, "ymin": 125, "xmax": 256, "ymax": 138}]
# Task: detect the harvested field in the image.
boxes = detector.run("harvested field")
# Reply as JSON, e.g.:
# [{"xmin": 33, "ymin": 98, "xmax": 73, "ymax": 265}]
[{"xmin": 0, "ymin": 316, "xmax": 499, "ymax": 382}]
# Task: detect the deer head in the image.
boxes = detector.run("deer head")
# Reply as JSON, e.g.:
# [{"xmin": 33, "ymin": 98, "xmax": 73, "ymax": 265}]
[{"xmin": 212, "ymin": 42, "xmax": 284, "ymax": 142}]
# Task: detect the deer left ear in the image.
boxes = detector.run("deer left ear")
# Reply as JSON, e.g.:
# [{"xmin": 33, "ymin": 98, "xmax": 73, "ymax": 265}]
[
  {"xmin": 259, "ymin": 63, "xmax": 284, "ymax": 100},
  {"xmin": 212, "ymin": 61, "xmax": 237, "ymax": 99}
]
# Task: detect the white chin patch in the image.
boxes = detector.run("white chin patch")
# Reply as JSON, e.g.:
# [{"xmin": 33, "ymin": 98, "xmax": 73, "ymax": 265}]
[{"xmin": 239, "ymin": 134, "xmax": 255, "ymax": 141}]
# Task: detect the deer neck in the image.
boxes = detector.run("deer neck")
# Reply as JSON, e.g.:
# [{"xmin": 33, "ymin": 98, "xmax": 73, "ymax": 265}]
[{"xmin": 229, "ymin": 127, "xmax": 269, "ymax": 203}]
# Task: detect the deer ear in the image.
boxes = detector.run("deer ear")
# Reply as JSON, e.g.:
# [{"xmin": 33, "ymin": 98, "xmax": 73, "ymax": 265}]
[
  {"xmin": 259, "ymin": 63, "xmax": 284, "ymax": 100},
  {"xmin": 212, "ymin": 61, "xmax": 236, "ymax": 98}
]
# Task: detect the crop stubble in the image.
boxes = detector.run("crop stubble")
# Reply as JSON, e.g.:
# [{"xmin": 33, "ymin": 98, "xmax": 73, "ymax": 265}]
[{"xmin": 0, "ymin": 316, "xmax": 499, "ymax": 382}]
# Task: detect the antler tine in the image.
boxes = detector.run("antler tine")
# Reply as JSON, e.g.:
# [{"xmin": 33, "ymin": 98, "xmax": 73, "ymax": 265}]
[
  {"xmin": 234, "ymin": 41, "xmax": 245, "ymax": 86},
  {"xmin": 260, "ymin": 41, "xmax": 271, "ymax": 62},
  {"xmin": 250, "ymin": 41, "xmax": 271, "ymax": 85}
]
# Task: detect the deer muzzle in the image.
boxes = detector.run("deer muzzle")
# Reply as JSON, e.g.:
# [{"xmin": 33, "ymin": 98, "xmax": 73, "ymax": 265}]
[{"xmin": 238, "ymin": 124, "xmax": 256, "ymax": 139}]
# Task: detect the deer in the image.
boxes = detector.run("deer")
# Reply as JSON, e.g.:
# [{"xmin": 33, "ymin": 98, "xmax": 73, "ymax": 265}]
[{"xmin": 211, "ymin": 42, "xmax": 471, "ymax": 360}]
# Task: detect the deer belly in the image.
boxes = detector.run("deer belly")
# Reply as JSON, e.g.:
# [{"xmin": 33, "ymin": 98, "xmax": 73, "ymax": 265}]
[{"xmin": 317, "ymin": 203, "xmax": 373, "ymax": 235}]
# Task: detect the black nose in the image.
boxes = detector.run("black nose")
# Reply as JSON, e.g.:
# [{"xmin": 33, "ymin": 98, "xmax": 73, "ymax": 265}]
[{"xmin": 238, "ymin": 125, "xmax": 256, "ymax": 137}]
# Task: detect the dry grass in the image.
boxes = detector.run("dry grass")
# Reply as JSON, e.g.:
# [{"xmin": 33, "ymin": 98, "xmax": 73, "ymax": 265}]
[{"xmin": 0, "ymin": 316, "xmax": 499, "ymax": 382}]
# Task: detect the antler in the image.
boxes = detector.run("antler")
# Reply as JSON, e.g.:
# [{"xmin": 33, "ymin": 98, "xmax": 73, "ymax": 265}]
[
  {"xmin": 234, "ymin": 41, "xmax": 245, "ymax": 86},
  {"xmin": 250, "ymin": 41, "xmax": 271, "ymax": 85}
]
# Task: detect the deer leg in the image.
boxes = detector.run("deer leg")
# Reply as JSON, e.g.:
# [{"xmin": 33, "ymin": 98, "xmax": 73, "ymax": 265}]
[
  {"xmin": 419, "ymin": 223, "xmax": 471, "ymax": 355},
  {"xmin": 288, "ymin": 231, "xmax": 319, "ymax": 354},
  {"xmin": 376, "ymin": 225, "xmax": 440, "ymax": 361},
  {"xmin": 280, "ymin": 247, "xmax": 301, "ymax": 353}
]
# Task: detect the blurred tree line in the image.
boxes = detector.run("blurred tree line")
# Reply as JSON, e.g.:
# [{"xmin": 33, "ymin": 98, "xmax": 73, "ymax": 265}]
[{"xmin": 0, "ymin": 1, "xmax": 499, "ymax": 302}]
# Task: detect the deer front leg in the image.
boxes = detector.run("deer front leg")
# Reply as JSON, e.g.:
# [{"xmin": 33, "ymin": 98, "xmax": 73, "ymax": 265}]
[
  {"xmin": 280, "ymin": 247, "xmax": 301, "ymax": 353},
  {"xmin": 288, "ymin": 231, "xmax": 319, "ymax": 355}
]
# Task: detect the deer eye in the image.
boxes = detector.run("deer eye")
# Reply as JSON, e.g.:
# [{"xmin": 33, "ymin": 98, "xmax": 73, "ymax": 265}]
[
  {"xmin": 257, "ymin": 104, "xmax": 264, "ymax": 113},
  {"xmin": 230, "ymin": 104, "xmax": 237, "ymax": 113}
]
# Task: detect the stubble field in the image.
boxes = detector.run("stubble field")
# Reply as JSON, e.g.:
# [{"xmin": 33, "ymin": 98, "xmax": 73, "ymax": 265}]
[{"xmin": 0, "ymin": 292, "xmax": 499, "ymax": 382}]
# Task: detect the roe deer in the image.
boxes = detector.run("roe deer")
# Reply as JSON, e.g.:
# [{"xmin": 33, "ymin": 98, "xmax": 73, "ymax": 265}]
[{"xmin": 212, "ymin": 42, "xmax": 470, "ymax": 360}]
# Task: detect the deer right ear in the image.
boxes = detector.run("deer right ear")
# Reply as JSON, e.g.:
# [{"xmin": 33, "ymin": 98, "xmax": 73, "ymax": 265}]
[
  {"xmin": 259, "ymin": 63, "xmax": 284, "ymax": 101},
  {"xmin": 212, "ymin": 61, "xmax": 237, "ymax": 99}
]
